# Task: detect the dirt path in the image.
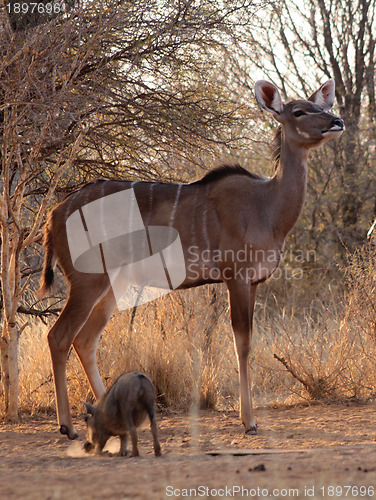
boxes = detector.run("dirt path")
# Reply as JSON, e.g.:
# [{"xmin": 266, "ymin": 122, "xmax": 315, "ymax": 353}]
[{"xmin": 1, "ymin": 403, "xmax": 376, "ymax": 499}]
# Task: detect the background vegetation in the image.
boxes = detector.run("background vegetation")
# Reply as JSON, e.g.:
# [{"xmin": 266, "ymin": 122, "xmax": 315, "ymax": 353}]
[{"xmin": 1, "ymin": 0, "xmax": 376, "ymax": 420}]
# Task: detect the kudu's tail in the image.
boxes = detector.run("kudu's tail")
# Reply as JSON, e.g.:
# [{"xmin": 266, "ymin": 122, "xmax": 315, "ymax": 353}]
[{"xmin": 38, "ymin": 219, "xmax": 56, "ymax": 297}]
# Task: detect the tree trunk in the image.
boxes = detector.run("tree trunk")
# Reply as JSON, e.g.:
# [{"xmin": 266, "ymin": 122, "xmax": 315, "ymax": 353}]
[
  {"xmin": 0, "ymin": 334, "xmax": 10, "ymax": 413},
  {"xmin": 6, "ymin": 324, "xmax": 19, "ymax": 422},
  {"xmin": 0, "ymin": 324, "xmax": 19, "ymax": 421}
]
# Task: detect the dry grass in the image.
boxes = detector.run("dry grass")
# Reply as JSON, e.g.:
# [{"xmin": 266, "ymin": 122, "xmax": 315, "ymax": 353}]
[
  {"xmin": 8, "ymin": 248, "xmax": 376, "ymax": 417},
  {"xmin": 15, "ymin": 285, "xmax": 239, "ymax": 415},
  {"xmin": 17, "ymin": 322, "xmax": 54, "ymax": 415},
  {"xmin": 252, "ymin": 245, "xmax": 376, "ymax": 403},
  {"xmin": 97, "ymin": 285, "xmax": 238, "ymax": 411}
]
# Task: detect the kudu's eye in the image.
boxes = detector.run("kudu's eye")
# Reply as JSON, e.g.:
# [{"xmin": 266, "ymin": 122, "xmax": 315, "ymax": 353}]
[{"xmin": 293, "ymin": 110, "xmax": 306, "ymax": 117}]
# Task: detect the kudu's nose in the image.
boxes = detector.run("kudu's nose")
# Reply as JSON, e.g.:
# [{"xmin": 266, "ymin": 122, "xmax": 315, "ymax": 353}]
[{"xmin": 332, "ymin": 118, "xmax": 344, "ymax": 129}]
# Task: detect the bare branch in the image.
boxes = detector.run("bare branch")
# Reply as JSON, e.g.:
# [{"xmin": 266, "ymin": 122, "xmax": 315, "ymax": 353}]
[{"xmin": 22, "ymin": 128, "xmax": 86, "ymax": 248}]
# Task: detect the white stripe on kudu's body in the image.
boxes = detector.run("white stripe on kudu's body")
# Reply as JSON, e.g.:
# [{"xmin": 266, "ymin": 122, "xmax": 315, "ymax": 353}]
[
  {"xmin": 39, "ymin": 80, "xmax": 344, "ymax": 439},
  {"xmin": 169, "ymin": 184, "xmax": 182, "ymax": 227}
]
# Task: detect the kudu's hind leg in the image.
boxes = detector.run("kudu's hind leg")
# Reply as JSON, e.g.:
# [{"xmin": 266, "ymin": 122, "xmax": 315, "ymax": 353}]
[
  {"xmin": 228, "ymin": 281, "xmax": 258, "ymax": 435},
  {"xmin": 73, "ymin": 289, "xmax": 116, "ymax": 400},
  {"xmin": 48, "ymin": 282, "xmax": 110, "ymax": 439}
]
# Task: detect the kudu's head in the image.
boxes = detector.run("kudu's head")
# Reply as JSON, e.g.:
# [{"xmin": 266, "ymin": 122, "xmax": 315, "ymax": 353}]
[{"xmin": 255, "ymin": 79, "xmax": 344, "ymax": 148}]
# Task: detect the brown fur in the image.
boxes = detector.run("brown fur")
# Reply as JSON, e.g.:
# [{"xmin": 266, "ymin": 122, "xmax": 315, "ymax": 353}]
[{"xmin": 83, "ymin": 371, "xmax": 161, "ymax": 457}]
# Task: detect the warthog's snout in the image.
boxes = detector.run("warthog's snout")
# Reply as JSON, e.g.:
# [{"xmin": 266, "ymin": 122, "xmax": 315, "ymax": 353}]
[{"xmin": 83, "ymin": 440, "xmax": 95, "ymax": 452}]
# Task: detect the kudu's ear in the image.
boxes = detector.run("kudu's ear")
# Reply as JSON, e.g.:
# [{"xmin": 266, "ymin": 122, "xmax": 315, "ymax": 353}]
[
  {"xmin": 255, "ymin": 80, "xmax": 284, "ymax": 120},
  {"xmin": 308, "ymin": 79, "xmax": 335, "ymax": 111},
  {"xmin": 84, "ymin": 401, "xmax": 95, "ymax": 415}
]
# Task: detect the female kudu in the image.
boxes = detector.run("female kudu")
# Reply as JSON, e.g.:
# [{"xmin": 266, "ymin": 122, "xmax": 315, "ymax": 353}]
[{"xmin": 39, "ymin": 80, "xmax": 344, "ymax": 439}]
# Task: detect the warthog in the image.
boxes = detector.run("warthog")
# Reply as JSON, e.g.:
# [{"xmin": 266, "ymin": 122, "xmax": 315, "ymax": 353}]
[{"xmin": 83, "ymin": 371, "xmax": 161, "ymax": 457}]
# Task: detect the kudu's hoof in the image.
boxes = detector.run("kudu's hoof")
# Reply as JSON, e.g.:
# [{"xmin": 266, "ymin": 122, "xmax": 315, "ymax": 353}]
[
  {"xmin": 245, "ymin": 425, "xmax": 258, "ymax": 436},
  {"xmin": 60, "ymin": 425, "xmax": 79, "ymax": 440}
]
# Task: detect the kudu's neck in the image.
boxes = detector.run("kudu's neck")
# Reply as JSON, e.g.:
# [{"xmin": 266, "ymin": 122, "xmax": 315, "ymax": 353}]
[{"xmin": 270, "ymin": 128, "xmax": 309, "ymax": 239}]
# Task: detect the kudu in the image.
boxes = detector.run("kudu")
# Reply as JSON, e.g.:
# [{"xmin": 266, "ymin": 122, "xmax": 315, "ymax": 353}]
[{"xmin": 39, "ymin": 79, "xmax": 344, "ymax": 439}]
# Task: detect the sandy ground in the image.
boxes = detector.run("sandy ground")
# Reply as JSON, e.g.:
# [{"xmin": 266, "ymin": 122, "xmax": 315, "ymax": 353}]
[{"xmin": 1, "ymin": 403, "xmax": 376, "ymax": 499}]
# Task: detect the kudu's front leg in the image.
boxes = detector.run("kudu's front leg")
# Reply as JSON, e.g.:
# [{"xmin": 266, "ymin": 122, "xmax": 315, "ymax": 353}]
[{"xmin": 228, "ymin": 281, "xmax": 258, "ymax": 435}]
